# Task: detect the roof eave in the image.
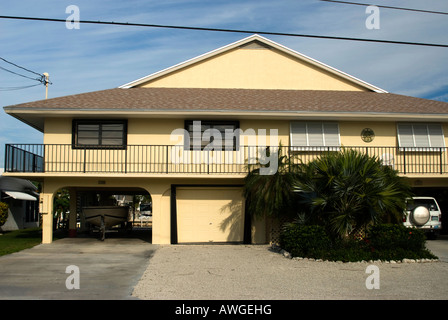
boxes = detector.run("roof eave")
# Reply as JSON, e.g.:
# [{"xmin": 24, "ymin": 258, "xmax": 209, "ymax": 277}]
[
  {"xmin": 6, "ymin": 108, "xmax": 448, "ymax": 122},
  {"xmin": 3, "ymin": 111, "xmax": 44, "ymax": 133}
]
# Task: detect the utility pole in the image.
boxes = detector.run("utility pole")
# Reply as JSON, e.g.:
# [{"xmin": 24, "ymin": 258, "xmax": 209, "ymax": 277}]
[{"xmin": 43, "ymin": 72, "xmax": 49, "ymax": 99}]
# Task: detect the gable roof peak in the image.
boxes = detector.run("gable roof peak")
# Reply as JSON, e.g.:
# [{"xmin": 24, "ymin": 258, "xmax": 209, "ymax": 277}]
[{"xmin": 119, "ymin": 34, "xmax": 387, "ymax": 93}]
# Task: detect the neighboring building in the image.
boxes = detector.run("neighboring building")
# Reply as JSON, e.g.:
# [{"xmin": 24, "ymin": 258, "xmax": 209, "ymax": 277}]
[
  {"xmin": 0, "ymin": 176, "xmax": 39, "ymax": 231},
  {"xmin": 2, "ymin": 34, "xmax": 448, "ymax": 244}
]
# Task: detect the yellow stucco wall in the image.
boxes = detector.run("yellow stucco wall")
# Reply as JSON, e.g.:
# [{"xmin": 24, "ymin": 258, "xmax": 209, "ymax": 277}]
[
  {"xmin": 137, "ymin": 46, "xmax": 368, "ymax": 91},
  {"xmin": 343, "ymin": 122, "xmax": 448, "ymax": 148},
  {"xmin": 40, "ymin": 117, "xmax": 448, "ymax": 244},
  {"xmin": 44, "ymin": 118, "xmax": 448, "ymax": 173},
  {"xmin": 339, "ymin": 121, "xmax": 397, "ymax": 146},
  {"xmin": 43, "ymin": 118, "xmax": 72, "ymax": 144},
  {"xmin": 42, "ymin": 118, "xmax": 448, "ymax": 149},
  {"xmin": 44, "ymin": 118, "xmax": 404, "ymax": 147}
]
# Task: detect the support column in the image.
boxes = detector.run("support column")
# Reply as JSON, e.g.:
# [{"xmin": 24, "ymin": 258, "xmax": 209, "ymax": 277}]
[
  {"xmin": 39, "ymin": 178, "xmax": 61, "ymax": 244},
  {"xmin": 40, "ymin": 193, "xmax": 54, "ymax": 244},
  {"xmin": 151, "ymin": 193, "xmax": 166, "ymax": 244},
  {"xmin": 68, "ymin": 188, "xmax": 77, "ymax": 237},
  {"xmin": 145, "ymin": 183, "xmax": 171, "ymax": 245}
]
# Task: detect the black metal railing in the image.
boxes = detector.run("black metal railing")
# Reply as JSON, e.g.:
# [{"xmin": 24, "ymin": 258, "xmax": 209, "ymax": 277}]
[
  {"xmin": 4, "ymin": 144, "xmax": 448, "ymax": 175},
  {"xmin": 5, "ymin": 144, "xmax": 44, "ymax": 173}
]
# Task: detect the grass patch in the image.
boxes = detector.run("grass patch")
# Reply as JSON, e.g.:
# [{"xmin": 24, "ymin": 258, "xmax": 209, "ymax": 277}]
[{"xmin": 0, "ymin": 228, "xmax": 66, "ymax": 257}]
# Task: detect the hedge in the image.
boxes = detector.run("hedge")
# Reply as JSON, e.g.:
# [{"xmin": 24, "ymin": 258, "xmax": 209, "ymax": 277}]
[
  {"xmin": 279, "ymin": 223, "xmax": 437, "ymax": 262},
  {"xmin": 0, "ymin": 202, "xmax": 8, "ymax": 227}
]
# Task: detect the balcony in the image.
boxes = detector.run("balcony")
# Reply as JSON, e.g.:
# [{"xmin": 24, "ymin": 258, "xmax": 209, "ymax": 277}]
[{"xmin": 4, "ymin": 144, "xmax": 448, "ymax": 175}]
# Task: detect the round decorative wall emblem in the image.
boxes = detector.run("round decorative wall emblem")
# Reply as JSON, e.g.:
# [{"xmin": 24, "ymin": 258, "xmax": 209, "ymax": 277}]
[{"xmin": 361, "ymin": 128, "xmax": 375, "ymax": 143}]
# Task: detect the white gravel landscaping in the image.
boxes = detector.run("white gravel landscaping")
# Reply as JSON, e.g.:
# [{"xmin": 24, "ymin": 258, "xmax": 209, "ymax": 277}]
[{"xmin": 132, "ymin": 244, "xmax": 448, "ymax": 300}]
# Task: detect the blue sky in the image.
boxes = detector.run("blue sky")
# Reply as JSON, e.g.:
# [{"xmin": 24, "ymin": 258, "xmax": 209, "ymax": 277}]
[{"xmin": 1, "ymin": 0, "xmax": 447, "ymax": 166}]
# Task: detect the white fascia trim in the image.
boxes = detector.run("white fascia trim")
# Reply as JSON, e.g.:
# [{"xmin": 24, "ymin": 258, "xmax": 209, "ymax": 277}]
[{"xmin": 10, "ymin": 108, "xmax": 448, "ymax": 121}]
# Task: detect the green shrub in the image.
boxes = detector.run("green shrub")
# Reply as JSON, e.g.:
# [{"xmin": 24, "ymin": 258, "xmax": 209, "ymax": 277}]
[
  {"xmin": 279, "ymin": 223, "xmax": 437, "ymax": 262},
  {"xmin": 367, "ymin": 224, "xmax": 426, "ymax": 252},
  {"xmin": 0, "ymin": 202, "xmax": 8, "ymax": 227},
  {"xmin": 322, "ymin": 238, "xmax": 372, "ymax": 262},
  {"xmin": 280, "ymin": 224, "xmax": 331, "ymax": 258},
  {"xmin": 369, "ymin": 248, "xmax": 436, "ymax": 261}
]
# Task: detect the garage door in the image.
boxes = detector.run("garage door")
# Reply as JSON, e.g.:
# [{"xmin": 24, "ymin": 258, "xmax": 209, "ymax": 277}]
[{"xmin": 176, "ymin": 187, "xmax": 245, "ymax": 243}]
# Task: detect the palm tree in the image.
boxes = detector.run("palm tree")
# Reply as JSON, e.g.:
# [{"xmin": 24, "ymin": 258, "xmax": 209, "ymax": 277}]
[
  {"xmin": 293, "ymin": 149, "xmax": 412, "ymax": 239},
  {"xmin": 243, "ymin": 145, "xmax": 298, "ymax": 219}
]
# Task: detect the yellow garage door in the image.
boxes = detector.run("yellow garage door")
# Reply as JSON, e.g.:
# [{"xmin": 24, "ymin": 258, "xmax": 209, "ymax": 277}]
[{"xmin": 176, "ymin": 187, "xmax": 245, "ymax": 243}]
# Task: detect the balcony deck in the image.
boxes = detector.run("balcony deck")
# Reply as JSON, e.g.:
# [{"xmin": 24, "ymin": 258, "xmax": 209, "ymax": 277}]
[{"xmin": 4, "ymin": 144, "xmax": 448, "ymax": 176}]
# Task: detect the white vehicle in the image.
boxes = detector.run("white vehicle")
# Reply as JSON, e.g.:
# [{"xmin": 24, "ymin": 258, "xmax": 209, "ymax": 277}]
[
  {"xmin": 403, "ymin": 197, "xmax": 442, "ymax": 239},
  {"xmin": 139, "ymin": 203, "xmax": 152, "ymax": 222}
]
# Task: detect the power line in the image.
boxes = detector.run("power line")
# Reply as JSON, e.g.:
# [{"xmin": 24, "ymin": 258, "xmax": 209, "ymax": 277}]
[
  {"xmin": 0, "ymin": 66, "xmax": 41, "ymax": 82},
  {"xmin": 0, "ymin": 15, "xmax": 447, "ymax": 48},
  {"xmin": 0, "ymin": 83, "xmax": 42, "ymax": 91},
  {"xmin": 0, "ymin": 57, "xmax": 43, "ymax": 77},
  {"xmin": 319, "ymin": 0, "xmax": 448, "ymax": 15},
  {"xmin": 0, "ymin": 57, "xmax": 52, "ymax": 85}
]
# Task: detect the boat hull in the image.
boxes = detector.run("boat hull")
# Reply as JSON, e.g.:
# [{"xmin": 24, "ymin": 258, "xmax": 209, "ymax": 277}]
[{"xmin": 83, "ymin": 206, "xmax": 129, "ymax": 229}]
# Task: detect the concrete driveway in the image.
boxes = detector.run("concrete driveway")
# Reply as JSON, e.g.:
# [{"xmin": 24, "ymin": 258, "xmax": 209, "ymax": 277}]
[
  {"xmin": 0, "ymin": 234, "xmax": 155, "ymax": 300},
  {"xmin": 425, "ymin": 236, "xmax": 448, "ymax": 262},
  {"xmin": 1, "ymin": 234, "xmax": 448, "ymax": 300}
]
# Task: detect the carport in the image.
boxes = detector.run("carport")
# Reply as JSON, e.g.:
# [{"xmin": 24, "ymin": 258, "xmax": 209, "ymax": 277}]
[
  {"xmin": 68, "ymin": 187, "xmax": 152, "ymax": 241},
  {"xmin": 42, "ymin": 181, "xmax": 153, "ymax": 243}
]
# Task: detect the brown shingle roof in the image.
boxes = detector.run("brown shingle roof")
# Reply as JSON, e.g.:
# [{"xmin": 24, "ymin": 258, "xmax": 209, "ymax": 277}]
[{"xmin": 4, "ymin": 88, "xmax": 448, "ymax": 115}]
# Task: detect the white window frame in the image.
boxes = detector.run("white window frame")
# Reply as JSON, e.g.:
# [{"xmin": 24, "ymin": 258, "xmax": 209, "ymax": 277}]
[
  {"xmin": 290, "ymin": 121, "xmax": 341, "ymax": 151},
  {"xmin": 397, "ymin": 123, "xmax": 445, "ymax": 151}
]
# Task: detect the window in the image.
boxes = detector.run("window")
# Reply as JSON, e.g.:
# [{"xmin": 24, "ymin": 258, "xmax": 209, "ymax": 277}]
[
  {"xmin": 72, "ymin": 120, "xmax": 127, "ymax": 148},
  {"xmin": 397, "ymin": 123, "xmax": 445, "ymax": 150},
  {"xmin": 184, "ymin": 120, "xmax": 240, "ymax": 150},
  {"xmin": 290, "ymin": 121, "xmax": 340, "ymax": 150}
]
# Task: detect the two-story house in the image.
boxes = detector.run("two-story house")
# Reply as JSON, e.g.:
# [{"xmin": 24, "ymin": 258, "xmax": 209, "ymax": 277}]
[{"xmin": 3, "ymin": 34, "xmax": 448, "ymax": 244}]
